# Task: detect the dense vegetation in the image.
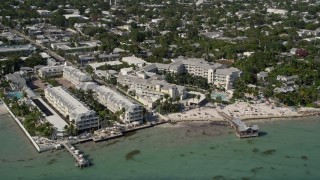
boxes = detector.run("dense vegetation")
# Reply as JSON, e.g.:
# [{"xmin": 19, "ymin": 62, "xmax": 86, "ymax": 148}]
[
  {"xmin": 68, "ymin": 88, "xmax": 118, "ymax": 126},
  {"xmin": 2, "ymin": 97, "xmax": 53, "ymax": 137},
  {"xmin": 0, "ymin": 0, "xmax": 319, "ymax": 108},
  {"xmin": 165, "ymin": 72, "xmax": 210, "ymax": 90},
  {"xmin": 0, "ymin": 54, "xmax": 47, "ymax": 75},
  {"xmin": 155, "ymin": 94, "xmax": 181, "ymax": 115},
  {"xmin": 96, "ymin": 62, "xmax": 132, "ymax": 71}
]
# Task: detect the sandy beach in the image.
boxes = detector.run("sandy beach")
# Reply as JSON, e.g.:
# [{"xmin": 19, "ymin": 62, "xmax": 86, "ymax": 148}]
[
  {"xmin": 166, "ymin": 102, "xmax": 320, "ymax": 123},
  {"xmin": 158, "ymin": 120, "xmax": 232, "ymax": 139},
  {"xmin": 167, "ymin": 105, "xmax": 224, "ymax": 122},
  {"xmin": 219, "ymin": 101, "xmax": 302, "ymax": 120}
]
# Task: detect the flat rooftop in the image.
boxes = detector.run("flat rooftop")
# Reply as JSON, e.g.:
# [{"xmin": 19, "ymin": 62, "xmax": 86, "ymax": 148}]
[
  {"xmin": 95, "ymin": 85, "xmax": 139, "ymax": 111},
  {"xmin": 89, "ymin": 61, "xmax": 122, "ymax": 70},
  {"xmin": 47, "ymin": 86, "xmax": 91, "ymax": 115},
  {"xmin": 232, "ymin": 118, "xmax": 259, "ymax": 132},
  {"xmin": 32, "ymin": 98, "xmax": 67, "ymax": 132},
  {"xmin": 0, "ymin": 44, "xmax": 35, "ymax": 53},
  {"xmin": 122, "ymin": 56, "xmax": 146, "ymax": 64}
]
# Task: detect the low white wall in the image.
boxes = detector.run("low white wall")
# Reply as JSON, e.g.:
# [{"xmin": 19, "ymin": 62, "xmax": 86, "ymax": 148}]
[
  {"xmin": 2, "ymin": 102, "xmax": 43, "ymax": 152},
  {"xmin": 157, "ymin": 112, "xmax": 169, "ymax": 121}
]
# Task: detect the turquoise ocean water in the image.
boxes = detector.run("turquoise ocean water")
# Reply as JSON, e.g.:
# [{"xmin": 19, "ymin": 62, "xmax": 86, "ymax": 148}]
[{"xmin": 0, "ymin": 113, "xmax": 320, "ymax": 180}]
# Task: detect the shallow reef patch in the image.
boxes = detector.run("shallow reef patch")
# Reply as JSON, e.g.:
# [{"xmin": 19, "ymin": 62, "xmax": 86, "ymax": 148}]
[{"xmin": 125, "ymin": 150, "xmax": 141, "ymax": 160}]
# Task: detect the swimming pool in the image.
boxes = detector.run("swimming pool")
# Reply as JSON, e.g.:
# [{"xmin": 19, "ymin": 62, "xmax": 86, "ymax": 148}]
[
  {"xmin": 211, "ymin": 92, "xmax": 229, "ymax": 101},
  {"xmin": 6, "ymin": 91, "xmax": 23, "ymax": 99}
]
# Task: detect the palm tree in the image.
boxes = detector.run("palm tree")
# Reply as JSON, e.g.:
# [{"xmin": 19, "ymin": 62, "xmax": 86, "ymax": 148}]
[
  {"xmin": 155, "ymin": 99, "xmax": 161, "ymax": 106},
  {"xmin": 164, "ymin": 94, "xmax": 169, "ymax": 101},
  {"xmin": 161, "ymin": 96, "xmax": 164, "ymax": 103},
  {"xmin": 142, "ymin": 108, "xmax": 147, "ymax": 123},
  {"xmin": 64, "ymin": 125, "xmax": 69, "ymax": 134},
  {"xmin": 72, "ymin": 126, "xmax": 79, "ymax": 136},
  {"xmin": 68, "ymin": 124, "xmax": 74, "ymax": 135},
  {"xmin": 98, "ymin": 110, "xmax": 108, "ymax": 129},
  {"xmin": 121, "ymin": 107, "xmax": 126, "ymax": 120},
  {"xmin": 174, "ymin": 96, "xmax": 180, "ymax": 102},
  {"xmin": 197, "ymin": 94, "xmax": 201, "ymax": 102},
  {"xmin": 64, "ymin": 120, "xmax": 78, "ymax": 136}
]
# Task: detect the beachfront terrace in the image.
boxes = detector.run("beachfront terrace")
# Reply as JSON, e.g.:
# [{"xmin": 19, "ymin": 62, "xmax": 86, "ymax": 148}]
[
  {"xmin": 167, "ymin": 105, "xmax": 224, "ymax": 122},
  {"xmin": 220, "ymin": 101, "xmax": 300, "ymax": 119}
]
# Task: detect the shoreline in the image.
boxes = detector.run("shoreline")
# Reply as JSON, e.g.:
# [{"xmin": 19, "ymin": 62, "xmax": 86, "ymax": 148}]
[
  {"xmin": 161, "ymin": 112, "xmax": 320, "ymax": 128},
  {"xmin": 0, "ymin": 102, "xmax": 43, "ymax": 152},
  {"xmin": 2, "ymin": 101, "xmax": 319, "ymax": 129},
  {"xmin": 2, "ymin": 100, "xmax": 320, "ymax": 149},
  {"xmin": 166, "ymin": 101, "xmax": 320, "ymax": 124},
  {"xmin": 241, "ymin": 113, "xmax": 320, "ymax": 123}
]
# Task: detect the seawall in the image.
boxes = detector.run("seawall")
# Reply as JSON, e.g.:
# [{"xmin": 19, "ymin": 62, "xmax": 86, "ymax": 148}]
[{"xmin": 1, "ymin": 101, "xmax": 43, "ymax": 152}]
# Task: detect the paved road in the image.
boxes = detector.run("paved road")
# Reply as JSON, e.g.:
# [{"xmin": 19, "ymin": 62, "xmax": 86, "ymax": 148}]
[{"xmin": 11, "ymin": 29, "xmax": 67, "ymax": 62}]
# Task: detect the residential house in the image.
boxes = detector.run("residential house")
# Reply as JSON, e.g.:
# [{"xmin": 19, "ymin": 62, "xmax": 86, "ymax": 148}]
[
  {"xmin": 5, "ymin": 72, "xmax": 26, "ymax": 91},
  {"xmin": 122, "ymin": 56, "xmax": 147, "ymax": 67},
  {"xmin": 117, "ymin": 71, "xmax": 187, "ymax": 100},
  {"xmin": 257, "ymin": 71, "xmax": 268, "ymax": 81},
  {"xmin": 63, "ymin": 66, "xmax": 92, "ymax": 87},
  {"xmin": 38, "ymin": 66, "xmax": 64, "ymax": 78},
  {"xmin": 214, "ymin": 68, "xmax": 242, "ymax": 90}
]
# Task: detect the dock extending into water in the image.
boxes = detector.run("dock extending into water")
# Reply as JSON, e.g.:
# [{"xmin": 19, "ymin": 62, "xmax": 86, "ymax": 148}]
[
  {"xmin": 4, "ymin": 98, "xmax": 167, "ymax": 168},
  {"xmin": 218, "ymin": 111, "xmax": 259, "ymax": 138},
  {"xmin": 92, "ymin": 123, "xmax": 153, "ymax": 142},
  {"xmin": 60, "ymin": 141, "xmax": 89, "ymax": 168}
]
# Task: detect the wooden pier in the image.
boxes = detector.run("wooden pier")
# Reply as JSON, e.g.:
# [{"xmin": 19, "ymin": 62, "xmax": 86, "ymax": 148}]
[
  {"xmin": 61, "ymin": 141, "xmax": 89, "ymax": 168},
  {"xmin": 57, "ymin": 122, "xmax": 164, "ymax": 167},
  {"xmin": 92, "ymin": 124, "xmax": 152, "ymax": 142},
  {"xmin": 217, "ymin": 111, "xmax": 259, "ymax": 138},
  {"xmin": 217, "ymin": 111, "xmax": 234, "ymax": 124}
]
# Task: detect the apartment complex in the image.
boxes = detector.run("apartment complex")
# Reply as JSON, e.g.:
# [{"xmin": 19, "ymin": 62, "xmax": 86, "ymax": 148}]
[
  {"xmin": 122, "ymin": 56, "xmax": 147, "ymax": 67},
  {"xmin": 143, "ymin": 57, "xmax": 242, "ymax": 90},
  {"xmin": 143, "ymin": 58, "xmax": 225, "ymax": 83},
  {"xmin": 93, "ymin": 86, "xmax": 144, "ymax": 123},
  {"xmin": 50, "ymin": 40, "xmax": 101, "ymax": 51},
  {"xmin": 117, "ymin": 71, "xmax": 187, "ymax": 100},
  {"xmin": 214, "ymin": 68, "xmax": 242, "ymax": 90},
  {"xmin": 63, "ymin": 66, "xmax": 92, "ymax": 87},
  {"xmin": 172, "ymin": 58, "xmax": 225, "ymax": 83},
  {"xmin": 5, "ymin": 72, "xmax": 26, "ymax": 91},
  {"xmin": 44, "ymin": 86, "xmax": 99, "ymax": 131},
  {"xmin": 38, "ymin": 65, "xmax": 64, "ymax": 78}
]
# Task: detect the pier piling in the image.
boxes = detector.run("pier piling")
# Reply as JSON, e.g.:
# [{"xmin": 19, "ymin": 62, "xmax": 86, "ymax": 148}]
[
  {"xmin": 218, "ymin": 111, "xmax": 259, "ymax": 138},
  {"xmin": 60, "ymin": 141, "xmax": 89, "ymax": 168}
]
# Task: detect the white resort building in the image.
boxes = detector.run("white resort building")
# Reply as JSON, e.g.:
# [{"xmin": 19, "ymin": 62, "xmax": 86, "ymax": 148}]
[
  {"xmin": 214, "ymin": 68, "xmax": 242, "ymax": 90},
  {"xmin": 117, "ymin": 71, "xmax": 187, "ymax": 100},
  {"xmin": 144, "ymin": 58, "xmax": 226, "ymax": 82},
  {"xmin": 117, "ymin": 70, "xmax": 188, "ymax": 108},
  {"xmin": 93, "ymin": 86, "xmax": 144, "ymax": 123},
  {"xmin": 38, "ymin": 65, "xmax": 64, "ymax": 78},
  {"xmin": 122, "ymin": 56, "xmax": 147, "ymax": 67},
  {"xmin": 44, "ymin": 86, "xmax": 99, "ymax": 131},
  {"xmin": 142, "ymin": 57, "xmax": 242, "ymax": 90},
  {"xmin": 171, "ymin": 58, "xmax": 224, "ymax": 83},
  {"xmin": 63, "ymin": 66, "xmax": 92, "ymax": 87}
]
